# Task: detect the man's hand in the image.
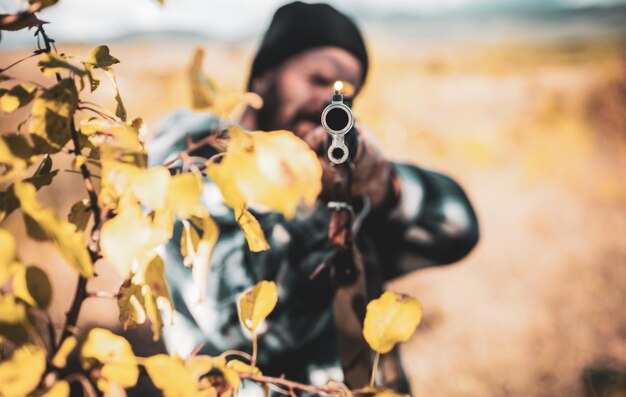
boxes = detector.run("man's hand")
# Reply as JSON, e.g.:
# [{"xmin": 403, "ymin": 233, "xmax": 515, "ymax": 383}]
[{"xmin": 301, "ymin": 124, "xmax": 400, "ymax": 210}]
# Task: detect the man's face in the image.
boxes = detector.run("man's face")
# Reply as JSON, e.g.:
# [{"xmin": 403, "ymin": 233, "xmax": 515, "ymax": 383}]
[{"xmin": 254, "ymin": 46, "xmax": 363, "ymax": 140}]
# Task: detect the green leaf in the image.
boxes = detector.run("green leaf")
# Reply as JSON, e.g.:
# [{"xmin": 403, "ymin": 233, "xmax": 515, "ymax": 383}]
[
  {"xmin": 86, "ymin": 45, "xmax": 120, "ymax": 70},
  {"xmin": 12, "ymin": 265, "xmax": 52, "ymax": 309},
  {"xmin": 0, "ymin": 84, "xmax": 36, "ymax": 113},
  {"xmin": 14, "ymin": 181, "xmax": 94, "ymax": 278},
  {"xmin": 38, "ymin": 53, "xmax": 87, "ymax": 77},
  {"xmin": 29, "ymin": 78, "xmax": 78, "ymax": 153}
]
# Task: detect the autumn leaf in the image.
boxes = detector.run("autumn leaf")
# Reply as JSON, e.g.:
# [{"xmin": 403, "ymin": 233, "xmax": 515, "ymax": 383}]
[
  {"xmin": 38, "ymin": 53, "xmax": 87, "ymax": 77},
  {"xmin": 166, "ymin": 172, "xmax": 203, "ymax": 217},
  {"xmin": 0, "ymin": 293, "xmax": 33, "ymax": 345},
  {"xmin": 132, "ymin": 166, "xmax": 171, "ymax": 210},
  {"xmin": 211, "ymin": 127, "xmax": 322, "ymax": 219},
  {"xmin": 226, "ymin": 359, "xmax": 262, "ymax": 376},
  {"xmin": 12, "ymin": 265, "xmax": 52, "ymax": 309},
  {"xmin": 191, "ymin": 215, "xmax": 218, "ymax": 302},
  {"xmin": 238, "ymin": 280, "xmax": 278, "ymax": 333},
  {"xmin": 143, "ymin": 354, "xmax": 202, "ymax": 397},
  {"xmin": 0, "ymin": 344, "xmax": 46, "ymax": 397},
  {"xmin": 139, "ymin": 254, "xmax": 174, "ymax": 340},
  {"xmin": 207, "ymin": 162, "xmax": 269, "ymax": 252},
  {"xmin": 14, "ymin": 181, "xmax": 93, "ymax": 278},
  {"xmin": 363, "ymin": 291, "xmax": 422, "ymax": 354},
  {"xmin": 80, "ymin": 328, "xmax": 139, "ymax": 393},
  {"xmin": 51, "ymin": 336, "xmax": 77, "ymax": 369},
  {"xmin": 181, "ymin": 219, "xmax": 200, "ymax": 267},
  {"xmin": 187, "ymin": 46, "xmax": 217, "ymax": 110},
  {"xmin": 36, "ymin": 380, "xmax": 71, "ymax": 397},
  {"xmin": 80, "ymin": 118, "xmax": 143, "ymax": 153},
  {"xmin": 100, "ymin": 201, "xmax": 152, "ymax": 277},
  {"xmin": 86, "ymin": 45, "xmax": 120, "ymax": 70},
  {"xmin": 67, "ymin": 198, "xmax": 91, "ymax": 232},
  {"xmin": 117, "ymin": 281, "xmax": 146, "ymax": 330},
  {"xmin": 0, "ymin": 228, "xmax": 21, "ymax": 283},
  {"xmin": 0, "ymin": 84, "xmax": 36, "ymax": 113},
  {"xmin": 29, "ymin": 78, "xmax": 78, "ymax": 152}
]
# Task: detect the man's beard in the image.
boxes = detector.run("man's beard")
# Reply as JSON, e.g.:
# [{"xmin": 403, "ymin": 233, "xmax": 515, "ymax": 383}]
[{"xmin": 255, "ymin": 78, "xmax": 322, "ymax": 139}]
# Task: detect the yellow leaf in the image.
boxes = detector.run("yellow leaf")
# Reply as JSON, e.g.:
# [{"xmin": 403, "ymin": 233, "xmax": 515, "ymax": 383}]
[
  {"xmin": 235, "ymin": 207, "xmax": 269, "ymax": 252},
  {"xmin": 14, "ymin": 182, "xmax": 93, "ymax": 278},
  {"xmin": 184, "ymin": 355, "xmax": 214, "ymax": 379},
  {"xmin": 1, "ymin": 84, "xmax": 36, "ymax": 113},
  {"xmin": 80, "ymin": 118, "xmax": 143, "ymax": 153},
  {"xmin": 12, "ymin": 265, "xmax": 52, "ymax": 309},
  {"xmin": 80, "ymin": 328, "xmax": 138, "ymax": 392},
  {"xmin": 72, "ymin": 154, "xmax": 87, "ymax": 169},
  {"xmin": 117, "ymin": 282, "xmax": 146, "ymax": 330},
  {"xmin": 226, "ymin": 359, "xmax": 261, "ymax": 376},
  {"xmin": 138, "ymin": 254, "xmax": 173, "ymax": 341},
  {"xmin": 140, "ymin": 254, "xmax": 173, "ymax": 308},
  {"xmin": 206, "ymin": 162, "xmax": 268, "ymax": 252},
  {"xmin": 181, "ymin": 219, "xmax": 200, "ymax": 267},
  {"xmin": 211, "ymin": 127, "xmax": 322, "ymax": 219},
  {"xmin": 0, "ymin": 344, "xmax": 46, "ymax": 397},
  {"xmin": 29, "ymin": 78, "xmax": 78, "ymax": 152},
  {"xmin": 132, "ymin": 166, "xmax": 171, "ymax": 210},
  {"xmin": 187, "ymin": 47, "xmax": 217, "ymax": 110},
  {"xmin": 86, "ymin": 45, "xmax": 120, "ymax": 70},
  {"xmin": 100, "ymin": 202, "xmax": 153, "ymax": 277},
  {"xmin": 38, "ymin": 380, "xmax": 70, "ymax": 397},
  {"xmin": 0, "ymin": 293, "xmax": 36, "ymax": 346},
  {"xmin": 166, "ymin": 172, "xmax": 202, "ymax": 217},
  {"xmin": 51, "ymin": 336, "xmax": 77, "ymax": 369},
  {"xmin": 144, "ymin": 354, "xmax": 200, "ymax": 397},
  {"xmin": 209, "ymin": 357, "xmax": 241, "ymax": 393},
  {"xmin": 238, "ymin": 280, "xmax": 278, "ymax": 333},
  {"xmin": 191, "ymin": 215, "xmax": 219, "ymax": 302},
  {"xmin": 363, "ymin": 291, "xmax": 422, "ymax": 354},
  {"xmin": 38, "ymin": 53, "xmax": 86, "ymax": 77},
  {"xmin": 0, "ymin": 228, "xmax": 21, "ymax": 284},
  {"xmin": 144, "ymin": 291, "xmax": 163, "ymax": 342},
  {"xmin": 149, "ymin": 208, "xmax": 174, "ymax": 248}
]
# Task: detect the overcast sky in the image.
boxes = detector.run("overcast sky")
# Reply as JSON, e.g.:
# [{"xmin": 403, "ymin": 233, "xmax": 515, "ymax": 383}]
[{"xmin": 1, "ymin": 0, "xmax": 625, "ymax": 47}]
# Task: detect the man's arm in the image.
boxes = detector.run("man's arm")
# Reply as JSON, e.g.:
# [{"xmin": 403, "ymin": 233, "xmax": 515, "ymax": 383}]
[{"xmin": 364, "ymin": 162, "xmax": 480, "ymax": 280}]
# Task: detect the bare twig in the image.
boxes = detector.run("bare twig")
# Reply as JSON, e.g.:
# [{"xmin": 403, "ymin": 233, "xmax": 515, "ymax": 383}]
[{"xmin": 239, "ymin": 373, "xmax": 350, "ymax": 396}]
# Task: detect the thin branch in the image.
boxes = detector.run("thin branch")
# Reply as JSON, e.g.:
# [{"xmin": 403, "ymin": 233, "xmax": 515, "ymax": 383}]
[
  {"xmin": 77, "ymin": 105, "xmax": 117, "ymax": 121},
  {"xmin": 239, "ymin": 373, "xmax": 350, "ymax": 396},
  {"xmin": 86, "ymin": 291, "xmax": 119, "ymax": 300},
  {"xmin": 63, "ymin": 169, "xmax": 101, "ymax": 179},
  {"xmin": 0, "ymin": 52, "xmax": 40, "ymax": 73},
  {"xmin": 162, "ymin": 132, "xmax": 226, "ymax": 169}
]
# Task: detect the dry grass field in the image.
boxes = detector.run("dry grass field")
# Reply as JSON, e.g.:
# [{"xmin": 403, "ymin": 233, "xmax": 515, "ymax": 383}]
[{"xmin": 1, "ymin": 29, "xmax": 625, "ymax": 396}]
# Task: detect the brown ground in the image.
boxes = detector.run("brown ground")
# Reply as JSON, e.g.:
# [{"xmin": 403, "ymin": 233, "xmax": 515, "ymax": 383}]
[{"xmin": 1, "ymin": 34, "xmax": 625, "ymax": 396}]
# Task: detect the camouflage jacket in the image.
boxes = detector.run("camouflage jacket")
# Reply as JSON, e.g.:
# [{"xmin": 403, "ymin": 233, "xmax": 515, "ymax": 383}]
[{"xmin": 147, "ymin": 110, "xmax": 479, "ymax": 389}]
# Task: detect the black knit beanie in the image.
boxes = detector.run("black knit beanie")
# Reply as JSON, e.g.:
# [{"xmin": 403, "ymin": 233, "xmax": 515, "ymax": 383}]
[{"xmin": 247, "ymin": 1, "xmax": 368, "ymax": 94}]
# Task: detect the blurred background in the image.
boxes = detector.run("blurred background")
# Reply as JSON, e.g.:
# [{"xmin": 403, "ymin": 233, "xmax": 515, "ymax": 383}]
[{"xmin": 1, "ymin": 0, "xmax": 626, "ymax": 395}]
